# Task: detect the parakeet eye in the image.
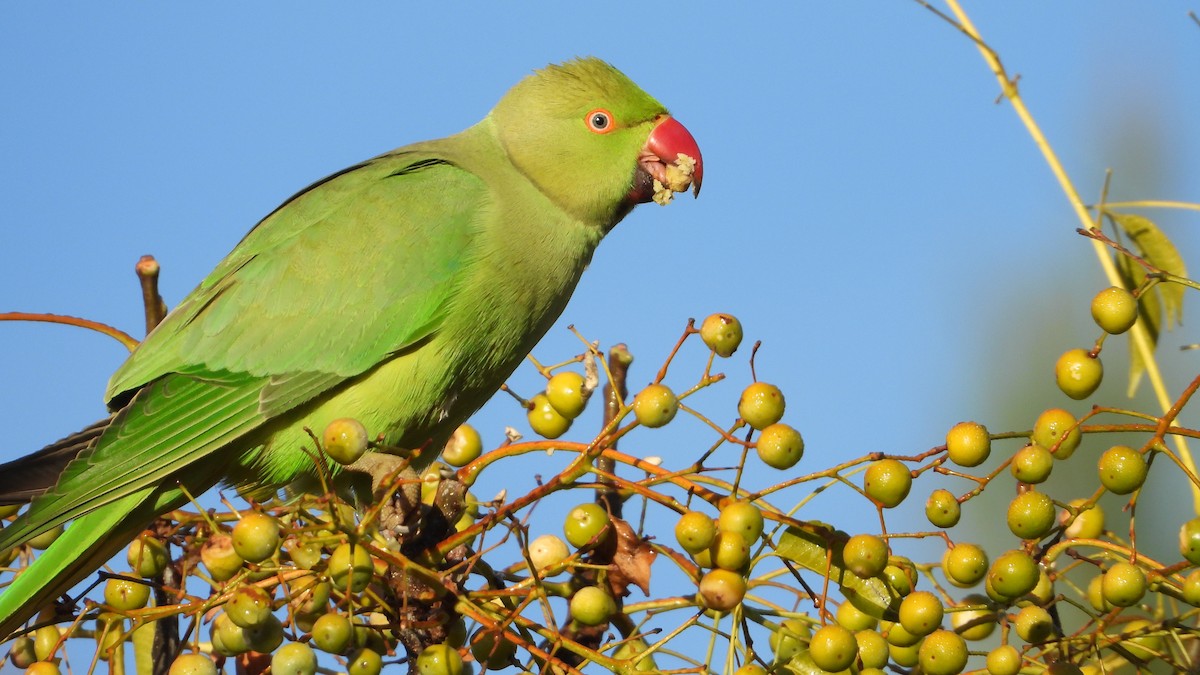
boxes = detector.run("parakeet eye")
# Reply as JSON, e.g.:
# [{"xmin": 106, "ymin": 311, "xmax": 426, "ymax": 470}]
[{"xmin": 585, "ymin": 109, "xmax": 614, "ymax": 134}]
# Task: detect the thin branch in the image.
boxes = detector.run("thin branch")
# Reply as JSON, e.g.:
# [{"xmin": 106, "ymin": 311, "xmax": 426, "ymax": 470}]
[
  {"xmin": 0, "ymin": 312, "xmax": 138, "ymax": 352},
  {"xmin": 938, "ymin": 0, "xmax": 1200, "ymax": 513}
]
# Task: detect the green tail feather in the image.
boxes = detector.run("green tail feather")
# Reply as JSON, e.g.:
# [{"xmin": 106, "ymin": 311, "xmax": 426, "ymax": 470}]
[{"xmin": 0, "ymin": 488, "xmax": 155, "ymax": 638}]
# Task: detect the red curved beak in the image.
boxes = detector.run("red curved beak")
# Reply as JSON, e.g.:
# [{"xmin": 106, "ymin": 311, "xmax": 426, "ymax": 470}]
[
  {"xmin": 645, "ymin": 116, "xmax": 703, "ymax": 196},
  {"xmin": 630, "ymin": 116, "xmax": 703, "ymax": 205}
]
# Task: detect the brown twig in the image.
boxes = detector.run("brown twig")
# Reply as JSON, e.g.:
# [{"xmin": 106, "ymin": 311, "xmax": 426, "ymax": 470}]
[
  {"xmin": 597, "ymin": 344, "xmax": 632, "ymax": 519},
  {"xmin": 136, "ymin": 255, "xmax": 167, "ymax": 334}
]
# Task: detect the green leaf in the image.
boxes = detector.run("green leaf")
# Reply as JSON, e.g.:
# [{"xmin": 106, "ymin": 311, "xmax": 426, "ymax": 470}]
[
  {"xmin": 132, "ymin": 620, "xmax": 155, "ymax": 675},
  {"xmin": 1108, "ymin": 212, "xmax": 1186, "ymax": 396},
  {"xmin": 777, "ymin": 650, "xmax": 829, "ymax": 675},
  {"xmin": 774, "ymin": 524, "xmax": 897, "ymax": 621}
]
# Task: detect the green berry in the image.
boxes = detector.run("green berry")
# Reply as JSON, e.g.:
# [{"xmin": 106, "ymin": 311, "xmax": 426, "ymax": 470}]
[
  {"xmin": 347, "ymin": 648, "xmax": 384, "ymax": 675},
  {"xmin": 1063, "ymin": 499, "xmax": 1105, "ymax": 540},
  {"xmin": 104, "ymin": 577, "xmax": 151, "ymax": 611},
  {"xmin": 212, "ymin": 612, "xmax": 252, "ymax": 656},
  {"xmin": 1091, "ymin": 286, "xmax": 1138, "ymax": 334},
  {"xmin": 285, "ymin": 537, "xmax": 323, "ymax": 571},
  {"xmin": 1055, "ymin": 348, "xmax": 1102, "ymax": 400},
  {"xmin": 527, "ymin": 393, "xmax": 571, "ymax": 439},
  {"xmin": 127, "ymin": 534, "xmax": 170, "ymax": 578},
  {"xmin": 226, "ymin": 585, "xmax": 273, "ymax": 629},
  {"xmin": 1102, "ymin": 561, "xmax": 1146, "ymax": 607},
  {"xmin": 416, "ymin": 644, "xmax": 463, "ymax": 675},
  {"xmin": 917, "ymin": 629, "xmax": 968, "ymax": 675},
  {"xmin": 808, "ymin": 624, "xmax": 858, "ymax": 672},
  {"xmin": 632, "ymin": 383, "xmax": 679, "ymax": 428},
  {"xmin": 25, "ymin": 663, "xmax": 62, "ymax": 675},
  {"xmin": 1014, "ymin": 605, "xmax": 1054, "ymax": 643},
  {"xmin": 949, "ymin": 593, "xmax": 995, "ymax": 641},
  {"xmin": 1025, "ymin": 566, "xmax": 1055, "ymax": 605},
  {"xmin": 1086, "ymin": 574, "xmax": 1112, "ymax": 613},
  {"xmin": 842, "ymin": 533, "xmax": 889, "ymax": 579},
  {"xmin": 717, "ymin": 500, "xmax": 764, "ymax": 544},
  {"xmin": 1098, "ymin": 445, "xmax": 1147, "ymax": 495},
  {"xmin": 756, "ymin": 423, "xmax": 804, "ymax": 470},
  {"xmin": 1006, "ymin": 490, "xmax": 1056, "ymax": 540},
  {"xmin": 1113, "ymin": 619, "xmax": 1162, "ymax": 662},
  {"xmin": 168, "ymin": 653, "xmax": 217, "ymax": 675},
  {"xmin": 328, "ymin": 542, "xmax": 374, "ymax": 593},
  {"xmin": 26, "ymin": 525, "xmax": 64, "ymax": 551},
  {"xmin": 93, "ymin": 613, "xmax": 125, "ymax": 657},
  {"xmin": 698, "ymin": 568, "xmax": 747, "ymax": 611},
  {"xmin": 289, "ymin": 577, "xmax": 331, "ymax": 614},
  {"xmin": 899, "ymin": 591, "xmax": 943, "ymax": 636},
  {"xmin": 769, "ymin": 618, "xmax": 812, "ymax": 663},
  {"xmin": 569, "ymin": 585, "xmax": 616, "ymax": 626},
  {"xmin": 323, "ymin": 418, "xmax": 369, "ymax": 465},
  {"xmin": 1032, "ymin": 408, "xmax": 1082, "ymax": 459},
  {"xmin": 985, "ymin": 644, "xmax": 1021, "ymax": 675},
  {"xmin": 711, "ymin": 530, "xmax": 752, "ymax": 571},
  {"xmin": 943, "ymin": 543, "xmax": 988, "ymax": 588},
  {"xmin": 888, "ymin": 640, "xmax": 920, "ymax": 667},
  {"xmin": 231, "ymin": 512, "xmax": 280, "ymax": 564},
  {"xmin": 700, "ymin": 313, "xmax": 743, "ymax": 357},
  {"xmin": 987, "ymin": 550, "xmax": 1039, "ymax": 600},
  {"xmin": 563, "ymin": 503, "xmax": 611, "ymax": 548},
  {"xmin": 738, "ymin": 382, "xmax": 785, "ymax": 430},
  {"xmin": 527, "ymin": 533, "xmax": 569, "ymax": 573},
  {"xmin": 353, "ymin": 623, "xmax": 386, "ymax": 655},
  {"xmin": 1011, "ymin": 444, "xmax": 1054, "ymax": 484},
  {"xmin": 732, "ymin": 665, "xmax": 765, "ymax": 675},
  {"xmin": 945, "ymin": 421, "xmax": 990, "ymax": 467},
  {"xmin": 546, "ymin": 371, "xmax": 587, "ymax": 419},
  {"xmin": 1184, "ymin": 569, "xmax": 1200, "ymax": 606},
  {"xmin": 311, "ymin": 612, "xmax": 354, "ymax": 654},
  {"xmin": 32, "ymin": 625, "xmax": 61, "ymax": 662},
  {"xmin": 201, "ymin": 534, "xmax": 245, "ymax": 582},
  {"xmin": 675, "ymin": 511, "xmax": 717, "ymax": 555},
  {"xmin": 471, "ymin": 630, "xmax": 518, "ymax": 670},
  {"xmin": 863, "ymin": 459, "xmax": 912, "ymax": 508},
  {"xmin": 855, "ymin": 629, "xmax": 889, "ymax": 669},
  {"xmin": 925, "ymin": 489, "xmax": 960, "ymax": 528},
  {"xmin": 271, "ymin": 642, "xmax": 317, "ymax": 675},
  {"xmin": 884, "ymin": 621, "xmax": 921, "ymax": 648},
  {"xmin": 884, "ymin": 558, "xmax": 917, "ymax": 596},
  {"xmin": 836, "ymin": 600, "xmax": 878, "ymax": 632},
  {"xmin": 7, "ymin": 636, "xmax": 36, "ymax": 670},
  {"xmin": 1182, "ymin": 518, "xmax": 1200, "ymax": 565},
  {"xmin": 442, "ymin": 423, "xmax": 482, "ymax": 467},
  {"xmin": 689, "ymin": 544, "xmax": 715, "ymax": 568}
]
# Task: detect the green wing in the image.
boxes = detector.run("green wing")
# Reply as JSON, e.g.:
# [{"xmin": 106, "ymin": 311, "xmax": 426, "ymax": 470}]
[
  {"xmin": 21, "ymin": 146, "xmax": 489, "ymax": 541},
  {"xmin": 107, "ymin": 150, "xmax": 483, "ymax": 406},
  {"xmin": 0, "ymin": 146, "xmax": 492, "ymax": 635}
]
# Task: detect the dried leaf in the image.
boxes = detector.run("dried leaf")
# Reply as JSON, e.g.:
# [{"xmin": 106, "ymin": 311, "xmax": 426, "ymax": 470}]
[
  {"xmin": 608, "ymin": 518, "xmax": 656, "ymax": 597},
  {"xmin": 774, "ymin": 524, "xmax": 896, "ymax": 620}
]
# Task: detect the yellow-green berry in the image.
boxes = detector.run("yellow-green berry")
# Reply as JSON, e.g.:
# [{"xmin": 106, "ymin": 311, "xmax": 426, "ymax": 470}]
[
  {"xmin": 323, "ymin": 418, "xmax": 370, "ymax": 465},
  {"xmin": 737, "ymin": 382, "xmax": 785, "ymax": 430},
  {"xmin": 700, "ymin": 313, "xmax": 743, "ymax": 357}
]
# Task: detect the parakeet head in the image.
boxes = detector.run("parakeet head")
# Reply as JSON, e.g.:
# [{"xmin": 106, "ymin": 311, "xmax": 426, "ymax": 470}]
[{"xmin": 490, "ymin": 57, "xmax": 703, "ymax": 227}]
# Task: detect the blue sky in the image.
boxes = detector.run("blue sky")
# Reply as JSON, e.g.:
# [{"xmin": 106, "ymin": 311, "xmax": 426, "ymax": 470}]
[{"xmin": 2, "ymin": 2, "xmax": 1199, "ymax": 671}]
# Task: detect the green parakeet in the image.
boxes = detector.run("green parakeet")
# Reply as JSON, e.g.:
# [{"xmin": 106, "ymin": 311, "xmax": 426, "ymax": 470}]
[{"xmin": 0, "ymin": 57, "xmax": 702, "ymax": 637}]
